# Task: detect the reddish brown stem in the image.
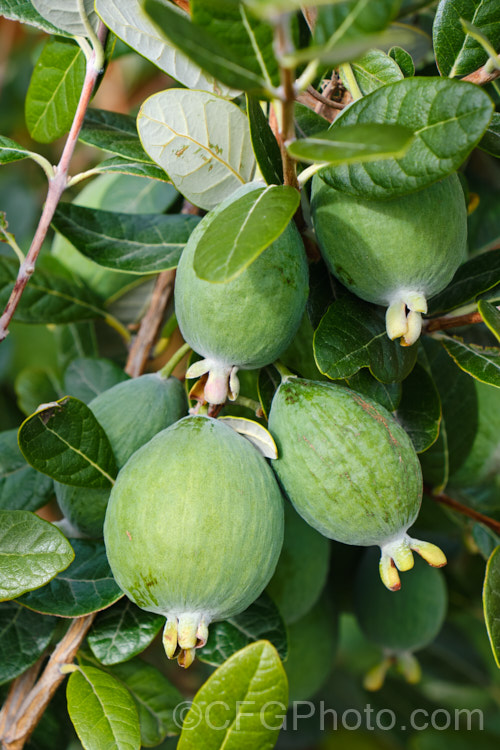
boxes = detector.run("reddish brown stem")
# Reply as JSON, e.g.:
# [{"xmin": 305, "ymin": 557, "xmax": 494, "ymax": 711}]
[
  {"xmin": 0, "ymin": 615, "xmax": 95, "ymax": 750},
  {"xmin": 462, "ymin": 64, "xmax": 500, "ymax": 86},
  {"xmin": 425, "ymin": 310, "xmax": 487, "ymax": 333},
  {"xmin": 0, "ymin": 25, "xmax": 107, "ymax": 343},
  {"xmin": 426, "ymin": 487, "xmax": 500, "ymax": 535}
]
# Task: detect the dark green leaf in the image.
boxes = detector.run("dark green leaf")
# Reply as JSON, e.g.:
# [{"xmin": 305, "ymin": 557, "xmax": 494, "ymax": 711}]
[
  {"xmin": 79, "ymin": 109, "xmax": 155, "ymax": 164},
  {"xmin": 0, "ymin": 136, "xmax": 35, "ymax": 165},
  {"xmin": 64, "ymin": 357, "xmax": 129, "ymax": 403},
  {"xmin": 15, "ymin": 367, "xmax": 62, "ymax": 416},
  {"xmin": 433, "ymin": 0, "xmax": 500, "ymax": 77},
  {"xmin": 100, "ymin": 659, "xmax": 183, "ymax": 744},
  {"xmin": 193, "ymin": 185, "xmax": 300, "ymax": 283},
  {"xmin": 0, "ymin": 256, "xmax": 107, "ymax": 326},
  {"xmin": 55, "ymin": 322, "xmax": 98, "ymax": 373},
  {"xmin": 439, "ymin": 334, "xmax": 500, "ymax": 388},
  {"xmin": 246, "ymin": 95, "xmax": 282, "ymax": 185},
  {"xmin": 347, "ymin": 369, "xmax": 402, "ymax": 411},
  {"xmin": 257, "ymin": 365, "xmax": 281, "ymax": 420},
  {"xmin": 349, "ymin": 49, "xmax": 404, "ymax": 95},
  {"xmin": 91, "ymin": 156, "xmax": 171, "ymax": 182},
  {"xmin": 0, "ymin": 429, "xmax": 53, "ymax": 512},
  {"xmin": 178, "ymin": 641, "xmax": 288, "ymax": 749},
  {"xmin": 479, "ymin": 299, "xmax": 500, "ymax": 342},
  {"xmin": 137, "ymin": 89, "xmax": 255, "ymax": 211},
  {"xmin": 143, "ymin": 0, "xmax": 273, "ymax": 94},
  {"xmin": 288, "ymin": 122, "xmax": 413, "ymax": 164},
  {"xmin": 53, "ymin": 204, "xmax": 199, "ymax": 274},
  {"xmin": 199, "ymin": 592, "xmax": 288, "ymax": 667},
  {"xmin": 25, "ymin": 38, "xmax": 86, "ymax": 144},
  {"xmin": 427, "ymin": 249, "xmax": 500, "ymax": 315},
  {"xmin": 18, "ymin": 538, "xmax": 123, "ymax": 616},
  {"xmin": 395, "ymin": 362, "xmax": 441, "ymax": 453},
  {"xmin": 479, "ymin": 112, "xmax": 500, "ymax": 158},
  {"xmin": 313, "ymin": 295, "xmax": 418, "ymax": 383},
  {"xmin": 88, "ymin": 598, "xmax": 164, "ymax": 665},
  {"xmin": 0, "ymin": 0, "xmax": 68, "ymax": 35},
  {"xmin": 389, "ymin": 45, "xmax": 415, "ymax": 76},
  {"xmin": 419, "ymin": 338, "xmax": 478, "ymax": 491},
  {"xmin": 67, "ymin": 665, "xmax": 141, "ymax": 750},
  {"xmin": 320, "ymin": 77, "xmax": 494, "ymax": 200},
  {"xmin": 294, "ymin": 103, "xmax": 330, "ymax": 139},
  {"xmin": 0, "ymin": 601, "xmax": 57, "ymax": 685},
  {"xmin": 18, "ymin": 396, "xmax": 117, "ymax": 488},
  {"xmin": 0, "ymin": 510, "xmax": 74, "ymax": 601},
  {"xmin": 95, "ymin": 0, "xmax": 236, "ymax": 95},
  {"xmin": 484, "ymin": 545, "xmax": 500, "ymax": 668}
]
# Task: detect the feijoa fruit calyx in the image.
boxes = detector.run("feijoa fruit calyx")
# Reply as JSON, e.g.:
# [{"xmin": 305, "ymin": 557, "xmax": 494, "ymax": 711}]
[
  {"xmin": 268, "ymin": 377, "xmax": 446, "ymax": 590},
  {"xmin": 104, "ymin": 415, "xmax": 284, "ymax": 667},
  {"xmin": 311, "ymin": 173, "xmax": 467, "ymax": 346},
  {"xmin": 175, "ymin": 186, "xmax": 309, "ymax": 404}
]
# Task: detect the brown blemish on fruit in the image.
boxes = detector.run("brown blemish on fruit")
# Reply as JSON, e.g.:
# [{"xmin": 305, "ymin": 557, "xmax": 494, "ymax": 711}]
[
  {"xmin": 126, "ymin": 530, "xmax": 132, "ymax": 541},
  {"xmin": 350, "ymin": 392, "xmax": 399, "ymax": 447}
]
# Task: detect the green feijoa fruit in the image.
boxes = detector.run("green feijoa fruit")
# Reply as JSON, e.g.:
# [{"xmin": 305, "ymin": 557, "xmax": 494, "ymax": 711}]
[
  {"xmin": 175, "ymin": 187, "xmax": 309, "ymax": 405},
  {"xmin": 450, "ymin": 380, "xmax": 500, "ymax": 488},
  {"xmin": 56, "ymin": 374, "xmax": 188, "ymax": 537},
  {"xmin": 311, "ymin": 173, "xmax": 467, "ymax": 346},
  {"xmin": 354, "ymin": 548, "xmax": 447, "ymax": 654},
  {"xmin": 104, "ymin": 415, "xmax": 284, "ymax": 668},
  {"xmin": 269, "ymin": 377, "xmax": 446, "ymax": 591},
  {"xmin": 285, "ymin": 594, "xmax": 338, "ymax": 702},
  {"xmin": 266, "ymin": 500, "xmax": 330, "ymax": 625}
]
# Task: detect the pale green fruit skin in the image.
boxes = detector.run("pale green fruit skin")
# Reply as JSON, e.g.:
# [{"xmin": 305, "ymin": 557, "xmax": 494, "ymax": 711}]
[
  {"xmin": 175, "ymin": 197, "xmax": 309, "ymax": 369},
  {"xmin": 311, "ymin": 173, "xmax": 467, "ymax": 305},
  {"xmin": 104, "ymin": 415, "xmax": 284, "ymax": 621},
  {"xmin": 56, "ymin": 374, "xmax": 188, "ymax": 537},
  {"xmin": 266, "ymin": 500, "xmax": 330, "ymax": 625},
  {"xmin": 450, "ymin": 380, "xmax": 500, "ymax": 487},
  {"xmin": 354, "ymin": 548, "xmax": 447, "ymax": 652},
  {"xmin": 268, "ymin": 378, "xmax": 422, "ymax": 547},
  {"xmin": 285, "ymin": 595, "xmax": 338, "ymax": 701}
]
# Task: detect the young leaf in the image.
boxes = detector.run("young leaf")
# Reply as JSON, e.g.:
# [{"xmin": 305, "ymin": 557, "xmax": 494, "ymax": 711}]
[
  {"xmin": 419, "ymin": 338, "xmax": 478, "ymax": 492},
  {"xmin": 484, "ymin": 545, "xmax": 500, "ymax": 668},
  {"xmin": 313, "ymin": 294, "xmax": 418, "ymax": 383},
  {"xmin": 395, "ymin": 363, "xmax": 441, "ymax": 453},
  {"xmin": 137, "ymin": 89, "xmax": 256, "ymax": 210},
  {"xmin": 389, "ymin": 45, "xmax": 415, "ymax": 76},
  {"xmin": 439, "ymin": 335, "xmax": 500, "ymax": 388},
  {"xmin": 198, "ymin": 593, "xmax": 287, "ymax": 667},
  {"xmin": 433, "ymin": 0, "xmax": 500, "ymax": 77},
  {"xmin": 320, "ymin": 77, "xmax": 494, "ymax": 200},
  {"xmin": 0, "ymin": 510, "xmax": 74, "ymax": 601},
  {"xmin": 18, "ymin": 396, "xmax": 118, "ymax": 488},
  {"xmin": 0, "ymin": 136, "xmax": 38, "ymax": 165},
  {"xmin": 143, "ymin": 0, "xmax": 273, "ymax": 94},
  {"xmin": 63, "ymin": 357, "xmax": 129, "ymax": 404},
  {"xmin": 31, "ymin": 0, "xmax": 99, "ymax": 37},
  {"xmin": 25, "ymin": 38, "xmax": 86, "ymax": 144},
  {"xmin": 0, "ymin": 0, "xmax": 68, "ymax": 35},
  {"xmin": 17, "ymin": 538, "xmax": 122, "ymax": 616},
  {"xmin": 479, "ymin": 112, "xmax": 500, "ymax": 158},
  {"xmin": 246, "ymin": 95, "xmax": 283, "ymax": 185},
  {"xmin": 0, "ymin": 256, "xmax": 107, "ymax": 326},
  {"xmin": 178, "ymin": 641, "xmax": 288, "ymax": 749},
  {"xmin": 193, "ymin": 185, "xmax": 299, "ymax": 282},
  {"xmin": 88, "ymin": 598, "xmax": 164, "ymax": 666},
  {"xmin": 52, "ymin": 205, "xmax": 200, "ymax": 274},
  {"xmin": 478, "ymin": 300, "xmax": 500, "ymax": 342},
  {"xmin": 95, "ymin": 0, "xmax": 237, "ymax": 96},
  {"xmin": 348, "ymin": 49, "xmax": 404, "ymax": 95},
  {"xmin": 79, "ymin": 109, "xmax": 155, "ymax": 164},
  {"xmin": 0, "ymin": 601, "xmax": 57, "ymax": 685},
  {"xmin": 0, "ymin": 429, "xmax": 54, "ymax": 512},
  {"xmin": 67, "ymin": 665, "xmax": 141, "ymax": 750},
  {"xmin": 427, "ymin": 249, "xmax": 500, "ymax": 315},
  {"xmin": 288, "ymin": 123, "xmax": 413, "ymax": 165}
]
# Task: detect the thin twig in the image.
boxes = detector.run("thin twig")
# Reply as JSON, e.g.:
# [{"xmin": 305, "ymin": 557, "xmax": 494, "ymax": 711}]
[
  {"xmin": 0, "ymin": 24, "xmax": 108, "ymax": 343},
  {"xmin": 0, "ymin": 615, "xmax": 95, "ymax": 750},
  {"xmin": 274, "ymin": 19, "xmax": 299, "ymax": 190},
  {"xmin": 0, "ymin": 657, "xmax": 45, "ymax": 740},
  {"xmin": 307, "ymin": 84, "xmax": 345, "ymax": 110},
  {"xmin": 427, "ymin": 487, "xmax": 500, "ymax": 536},
  {"xmin": 462, "ymin": 64, "xmax": 500, "ymax": 85},
  {"xmin": 425, "ymin": 310, "xmax": 487, "ymax": 333}
]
